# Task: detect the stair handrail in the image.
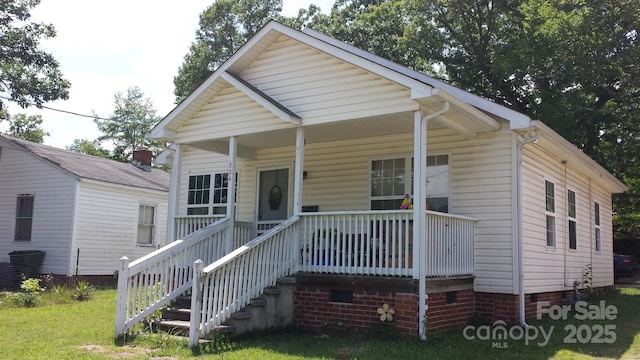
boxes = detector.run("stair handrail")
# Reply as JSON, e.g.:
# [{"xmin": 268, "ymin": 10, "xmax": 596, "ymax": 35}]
[
  {"xmin": 115, "ymin": 217, "xmax": 231, "ymax": 338},
  {"xmin": 189, "ymin": 216, "xmax": 300, "ymax": 347}
]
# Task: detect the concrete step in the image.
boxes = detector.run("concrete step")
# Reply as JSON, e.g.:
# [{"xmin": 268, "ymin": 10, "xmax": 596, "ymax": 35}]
[
  {"xmin": 162, "ymin": 307, "xmax": 191, "ymax": 321},
  {"xmin": 263, "ymin": 286, "xmax": 281, "ymax": 295},
  {"xmin": 153, "ymin": 319, "xmax": 235, "ymax": 337},
  {"xmin": 231, "ymin": 310, "xmax": 252, "ymax": 320},
  {"xmin": 250, "ymin": 296, "xmax": 267, "ymax": 307}
]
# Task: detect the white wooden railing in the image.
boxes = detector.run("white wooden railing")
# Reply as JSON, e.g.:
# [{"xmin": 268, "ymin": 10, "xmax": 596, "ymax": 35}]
[
  {"xmin": 298, "ymin": 210, "xmax": 475, "ymax": 278},
  {"xmin": 189, "ymin": 216, "xmax": 300, "ymax": 347},
  {"xmin": 299, "ymin": 211, "xmax": 413, "ymax": 276},
  {"xmin": 423, "ymin": 211, "xmax": 476, "ymax": 277},
  {"xmin": 175, "ymin": 215, "xmax": 225, "ymax": 240},
  {"xmin": 114, "ymin": 218, "xmax": 253, "ymax": 337}
]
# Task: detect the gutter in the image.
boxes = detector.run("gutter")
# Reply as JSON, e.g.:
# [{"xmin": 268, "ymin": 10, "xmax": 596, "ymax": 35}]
[
  {"xmin": 417, "ymin": 100, "xmax": 450, "ymax": 341},
  {"xmin": 516, "ymin": 127, "xmax": 540, "ymax": 327}
]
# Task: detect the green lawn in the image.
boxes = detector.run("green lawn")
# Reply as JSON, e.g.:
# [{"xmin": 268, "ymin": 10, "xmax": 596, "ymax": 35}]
[{"xmin": 1, "ymin": 287, "xmax": 639, "ymax": 359}]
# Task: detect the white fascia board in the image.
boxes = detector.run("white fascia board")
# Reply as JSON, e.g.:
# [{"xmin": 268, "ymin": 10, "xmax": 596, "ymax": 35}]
[
  {"xmin": 220, "ymin": 71, "xmax": 301, "ymax": 125},
  {"xmin": 536, "ymin": 122, "xmax": 627, "ymax": 193},
  {"xmin": 155, "ymin": 146, "xmax": 174, "ymax": 166},
  {"xmin": 431, "ymin": 88, "xmax": 502, "ymax": 132},
  {"xmin": 147, "ymin": 127, "xmax": 176, "ymax": 141}
]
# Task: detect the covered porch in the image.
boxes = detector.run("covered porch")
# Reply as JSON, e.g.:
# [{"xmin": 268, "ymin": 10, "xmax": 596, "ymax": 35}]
[{"xmin": 173, "ymin": 209, "xmax": 475, "ymax": 278}]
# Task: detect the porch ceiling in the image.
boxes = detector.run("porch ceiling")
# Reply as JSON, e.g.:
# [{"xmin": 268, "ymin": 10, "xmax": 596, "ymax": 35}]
[
  {"xmin": 186, "ymin": 99, "xmax": 503, "ymax": 156},
  {"xmin": 187, "ymin": 111, "xmax": 447, "ymax": 154}
]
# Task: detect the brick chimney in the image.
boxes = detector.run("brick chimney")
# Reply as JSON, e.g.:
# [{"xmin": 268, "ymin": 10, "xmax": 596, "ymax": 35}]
[{"xmin": 132, "ymin": 148, "xmax": 152, "ymax": 172}]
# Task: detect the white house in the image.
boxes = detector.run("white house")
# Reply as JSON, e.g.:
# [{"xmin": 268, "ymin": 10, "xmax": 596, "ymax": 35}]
[
  {"xmin": 0, "ymin": 135, "xmax": 170, "ymax": 285},
  {"xmin": 114, "ymin": 21, "xmax": 626, "ymax": 343}
]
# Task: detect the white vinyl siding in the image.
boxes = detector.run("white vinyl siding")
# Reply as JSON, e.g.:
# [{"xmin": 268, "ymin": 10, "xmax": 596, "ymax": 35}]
[
  {"xmin": 0, "ymin": 143, "xmax": 76, "ymax": 275},
  {"xmin": 175, "ymin": 36, "xmax": 417, "ymax": 144},
  {"xmin": 521, "ymin": 144, "xmax": 615, "ymax": 293},
  {"xmin": 73, "ymin": 182, "xmax": 168, "ymax": 276},
  {"xmin": 179, "ymin": 125, "xmax": 516, "ymax": 293}
]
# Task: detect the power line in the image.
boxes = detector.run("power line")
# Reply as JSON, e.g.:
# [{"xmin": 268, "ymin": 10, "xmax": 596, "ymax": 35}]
[{"xmin": 0, "ymin": 95, "xmax": 115, "ymax": 122}]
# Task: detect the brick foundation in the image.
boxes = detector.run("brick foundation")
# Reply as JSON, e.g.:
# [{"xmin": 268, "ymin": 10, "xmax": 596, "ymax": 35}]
[
  {"xmin": 474, "ymin": 290, "xmax": 574, "ymax": 324},
  {"xmin": 293, "ymin": 274, "xmax": 475, "ymax": 337},
  {"xmin": 292, "ymin": 274, "xmax": 605, "ymax": 338}
]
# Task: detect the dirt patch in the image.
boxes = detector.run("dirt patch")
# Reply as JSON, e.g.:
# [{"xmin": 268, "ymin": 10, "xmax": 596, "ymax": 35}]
[{"xmin": 77, "ymin": 344, "xmax": 173, "ymax": 359}]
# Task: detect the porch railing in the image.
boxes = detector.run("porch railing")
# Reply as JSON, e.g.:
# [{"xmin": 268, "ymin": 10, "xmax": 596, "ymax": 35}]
[
  {"xmin": 424, "ymin": 211, "xmax": 476, "ymax": 277},
  {"xmin": 115, "ymin": 218, "xmax": 251, "ymax": 337},
  {"xmin": 299, "ymin": 211, "xmax": 413, "ymax": 276},
  {"xmin": 189, "ymin": 216, "xmax": 300, "ymax": 347},
  {"xmin": 175, "ymin": 215, "xmax": 225, "ymax": 240},
  {"xmin": 298, "ymin": 210, "xmax": 475, "ymax": 278}
]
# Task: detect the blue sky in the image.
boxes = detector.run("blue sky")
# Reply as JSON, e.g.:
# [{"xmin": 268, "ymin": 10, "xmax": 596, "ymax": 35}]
[{"xmin": 3, "ymin": 0, "xmax": 334, "ymax": 149}]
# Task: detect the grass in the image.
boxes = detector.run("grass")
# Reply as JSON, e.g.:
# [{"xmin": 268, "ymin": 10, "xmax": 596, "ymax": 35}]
[{"xmin": 0, "ymin": 286, "xmax": 639, "ymax": 359}]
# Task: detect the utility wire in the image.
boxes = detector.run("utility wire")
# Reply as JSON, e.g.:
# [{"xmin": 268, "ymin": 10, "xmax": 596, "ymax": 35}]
[{"xmin": 0, "ymin": 95, "xmax": 116, "ymax": 122}]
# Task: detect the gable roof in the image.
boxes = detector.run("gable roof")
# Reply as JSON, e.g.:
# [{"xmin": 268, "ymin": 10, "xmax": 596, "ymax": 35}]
[
  {"xmin": 0, "ymin": 135, "xmax": 170, "ymax": 192},
  {"xmin": 149, "ymin": 20, "xmax": 531, "ymax": 140}
]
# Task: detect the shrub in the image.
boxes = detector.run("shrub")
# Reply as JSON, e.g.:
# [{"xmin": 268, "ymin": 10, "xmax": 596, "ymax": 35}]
[
  {"xmin": 72, "ymin": 281, "xmax": 95, "ymax": 301},
  {"xmin": 0, "ymin": 278, "xmax": 43, "ymax": 308}
]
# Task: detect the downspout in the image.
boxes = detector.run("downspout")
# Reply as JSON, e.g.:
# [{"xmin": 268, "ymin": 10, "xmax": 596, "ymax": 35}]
[
  {"xmin": 417, "ymin": 100, "xmax": 450, "ymax": 341},
  {"xmin": 516, "ymin": 128, "xmax": 540, "ymax": 327}
]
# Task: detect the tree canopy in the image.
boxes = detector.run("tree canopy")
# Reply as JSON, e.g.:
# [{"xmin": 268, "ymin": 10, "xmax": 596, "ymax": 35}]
[
  {"xmin": 0, "ymin": 0, "xmax": 70, "ymax": 119},
  {"xmin": 174, "ymin": 0, "xmax": 640, "ymax": 246},
  {"xmin": 173, "ymin": 0, "xmax": 283, "ymax": 102},
  {"xmin": 94, "ymin": 86, "xmax": 162, "ymax": 163},
  {"xmin": 5, "ymin": 113, "xmax": 48, "ymax": 143}
]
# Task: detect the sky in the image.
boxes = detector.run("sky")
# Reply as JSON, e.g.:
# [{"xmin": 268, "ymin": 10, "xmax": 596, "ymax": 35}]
[{"xmin": 2, "ymin": 0, "xmax": 334, "ymax": 149}]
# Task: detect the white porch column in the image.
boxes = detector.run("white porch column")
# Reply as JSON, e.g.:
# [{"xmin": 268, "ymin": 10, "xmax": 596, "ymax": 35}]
[
  {"xmin": 167, "ymin": 144, "xmax": 182, "ymax": 242},
  {"xmin": 226, "ymin": 136, "xmax": 238, "ymax": 254},
  {"xmin": 293, "ymin": 127, "xmax": 305, "ymax": 216},
  {"xmin": 293, "ymin": 127, "xmax": 305, "ymax": 271},
  {"xmin": 414, "ymin": 102, "xmax": 449, "ymax": 341}
]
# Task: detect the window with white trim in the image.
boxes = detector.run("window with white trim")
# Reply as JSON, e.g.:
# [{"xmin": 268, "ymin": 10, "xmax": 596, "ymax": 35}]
[
  {"xmin": 137, "ymin": 204, "xmax": 156, "ymax": 246},
  {"xmin": 545, "ymin": 180, "xmax": 556, "ymax": 248},
  {"xmin": 187, "ymin": 173, "xmax": 237, "ymax": 216},
  {"xmin": 370, "ymin": 154, "xmax": 449, "ymax": 212},
  {"xmin": 370, "ymin": 157, "xmax": 408, "ymax": 210},
  {"xmin": 15, "ymin": 194, "xmax": 34, "ymax": 241},
  {"xmin": 594, "ymin": 201, "xmax": 601, "ymax": 252},
  {"xmin": 568, "ymin": 189, "xmax": 577, "ymax": 250}
]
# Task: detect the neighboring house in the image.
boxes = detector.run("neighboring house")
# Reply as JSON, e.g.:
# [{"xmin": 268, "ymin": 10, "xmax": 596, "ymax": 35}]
[
  {"xmin": 115, "ymin": 21, "xmax": 626, "ymax": 343},
  {"xmin": 0, "ymin": 135, "xmax": 170, "ymax": 284}
]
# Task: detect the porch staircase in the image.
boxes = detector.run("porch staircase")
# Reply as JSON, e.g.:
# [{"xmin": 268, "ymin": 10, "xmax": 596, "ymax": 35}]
[{"xmin": 151, "ymin": 277, "xmax": 296, "ymax": 338}]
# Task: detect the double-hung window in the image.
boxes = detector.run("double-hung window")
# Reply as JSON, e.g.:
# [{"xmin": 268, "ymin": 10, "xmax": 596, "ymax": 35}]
[
  {"xmin": 370, "ymin": 154, "xmax": 449, "ymax": 212},
  {"xmin": 594, "ymin": 202, "xmax": 601, "ymax": 252},
  {"xmin": 187, "ymin": 173, "xmax": 236, "ymax": 216},
  {"xmin": 137, "ymin": 204, "xmax": 156, "ymax": 246},
  {"xmin": 545, "ymin": 180, "xmax": 556, "ymax": 248},
  {"xmin": 15, "ymin": 194, "xmax": 34, "ymax": 241},
  {"xmin": 568, "ymin": 189, "xmax": 577, "ymax": 250}
]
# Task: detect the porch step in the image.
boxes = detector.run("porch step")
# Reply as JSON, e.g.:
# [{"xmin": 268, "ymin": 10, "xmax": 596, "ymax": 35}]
[
  {"xmin": 250, "ymin": 296, "xmax": 267, "ymax": 307},
  {"xmin": 263, "ymin": 286, "xmax": 281, "ymax": 295},
  {"xmin": 150, "ymin": 276, "xmax": 294, "ymax": 339},
  {"xmin": 152, "ymin": 319, "xmax": 235, "ymax": 337},
  {"xmin": 162, "ymin": 307, "xmax": 191, "ymax": 321},
  {"xmin": 231, "ymin": 310, "xmax": 252, "ymax": 320}
]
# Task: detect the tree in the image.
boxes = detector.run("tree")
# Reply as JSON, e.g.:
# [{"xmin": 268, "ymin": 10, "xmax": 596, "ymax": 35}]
[
  {"xmin": 173, "ymin": 0, "xmax": 283, "ymax": 102},
  {"xmin": 0, "ymin": 0, "xmax": 70, "ymax": 120},
  {"xmin": 6, "ymin": 113, "xmax": 49, "ymax": 143},
  {"xmin": 66, "ymin": 139, "xmax": 110, "ymax": 158},
  {"xmin": 94, "ymin": 86, "xmax": 162, "ymax": 163}
]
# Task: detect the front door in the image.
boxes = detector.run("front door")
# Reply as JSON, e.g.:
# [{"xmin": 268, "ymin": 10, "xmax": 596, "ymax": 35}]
[{"xmin": 257, "ymin": 168, "xmax": 289, "ymax": 234}]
